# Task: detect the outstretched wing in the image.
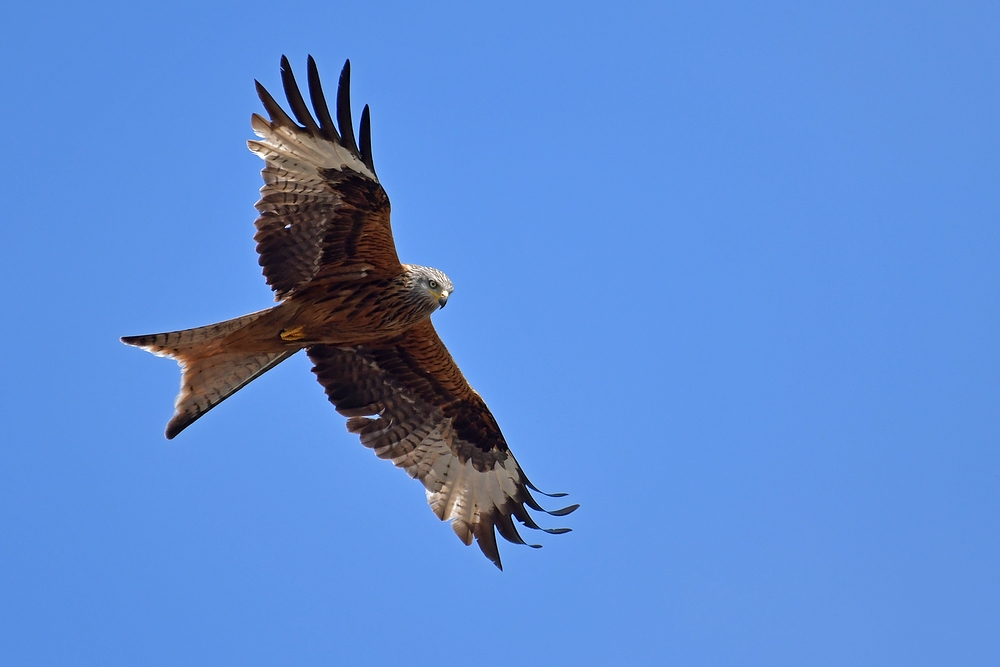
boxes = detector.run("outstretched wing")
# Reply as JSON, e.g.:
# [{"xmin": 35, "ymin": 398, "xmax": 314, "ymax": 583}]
[
  {"xmin": 307, "ymin": 320, "xmax": 577, "ymax": 569},
  {"xmin": 248, "ymin": 56, "xmax": 402, "ymax": 301}
]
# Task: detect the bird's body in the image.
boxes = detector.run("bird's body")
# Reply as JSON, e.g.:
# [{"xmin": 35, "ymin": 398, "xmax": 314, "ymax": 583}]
[
  {"xmin": 196, "ymin": 265, "xmax": 447, "ymax": 353},
  {"xmin": 122, "ymin": 56, "xmax": 575, "ymax": 569}
]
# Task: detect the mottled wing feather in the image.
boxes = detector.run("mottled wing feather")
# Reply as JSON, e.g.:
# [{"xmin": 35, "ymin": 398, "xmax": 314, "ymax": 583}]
[
  {"xmin": 248, "ymin": 56, "xmax": 401, "ymax": 300},
  {"xmin": 307, "ymin": 320, "xmax": 577, "ymax": 569}
]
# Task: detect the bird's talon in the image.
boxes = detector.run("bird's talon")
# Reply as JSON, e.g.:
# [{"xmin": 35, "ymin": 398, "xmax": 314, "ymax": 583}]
[{"xmin": 280, "ymin": 326, "xmax": 306, "ymax": 341}]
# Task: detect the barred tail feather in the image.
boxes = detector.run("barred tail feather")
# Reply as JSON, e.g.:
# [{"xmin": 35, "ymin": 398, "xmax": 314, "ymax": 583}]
[
  {"xmin": 121, "ymin": 309, "xmax": 272, "ymax": 357},
  {"xmin": 164, "ymin": 349, "xmax": 297, "ymax": 438},
  {"xmin": 121, "ymin": 311, "xmax": 298, "ymax": 439}
]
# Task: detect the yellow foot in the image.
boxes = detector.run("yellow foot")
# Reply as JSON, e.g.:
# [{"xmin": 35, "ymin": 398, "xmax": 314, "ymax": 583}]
[{"xmin": 279, "ymin": 326, "xmax": 306, "ymax": 342}]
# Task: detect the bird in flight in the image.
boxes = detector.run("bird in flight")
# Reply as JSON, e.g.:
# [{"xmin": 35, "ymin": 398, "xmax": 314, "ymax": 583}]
[{"xmin": 122, "ymin": 56, "xmax": 576, "ymax": 569}]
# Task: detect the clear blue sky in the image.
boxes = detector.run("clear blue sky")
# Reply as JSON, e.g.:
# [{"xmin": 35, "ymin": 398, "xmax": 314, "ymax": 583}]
[{"xmin": 2, "ymin": 2, "xmax": 998, "ymax": 665}]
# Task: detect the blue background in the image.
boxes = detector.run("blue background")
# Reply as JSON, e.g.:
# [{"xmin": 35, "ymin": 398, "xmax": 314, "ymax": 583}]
[{"xmin": 2, "ymin": 2, "xmax": 998, "ymax": 665}]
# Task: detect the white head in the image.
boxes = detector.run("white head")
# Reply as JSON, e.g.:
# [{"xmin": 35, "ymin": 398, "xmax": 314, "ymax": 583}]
[{"xmin": 405, "ymin": 264, "xmax": 454, "ymax": 311}]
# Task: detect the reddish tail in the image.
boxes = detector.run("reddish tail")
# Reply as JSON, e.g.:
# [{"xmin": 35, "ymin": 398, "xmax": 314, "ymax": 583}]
[{"xmin": 121, "ymin": 310, "xmax": 297, "ymax": 438}]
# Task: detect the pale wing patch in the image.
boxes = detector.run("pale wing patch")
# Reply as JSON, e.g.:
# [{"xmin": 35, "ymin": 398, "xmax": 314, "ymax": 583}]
[
  {"xmin": 346, "ymin": 411, "xmax": 537, "ymax": 552},
  {"xmin": 249, "ymin": 114, "xmax": 376, "ymax": 181}
]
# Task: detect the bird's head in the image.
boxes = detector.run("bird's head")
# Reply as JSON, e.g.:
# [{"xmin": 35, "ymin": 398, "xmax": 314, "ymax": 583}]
[{"xmin": 407, "ymin": 265, "xmax": 454, "ymax": 310}]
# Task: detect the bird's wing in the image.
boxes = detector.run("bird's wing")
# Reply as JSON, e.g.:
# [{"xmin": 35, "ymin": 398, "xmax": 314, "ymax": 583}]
[
  {"xmin": 307, "ymin": 320, "xmax": 577, "ymax": 569},
  {"xmin": 248, "ymin": 56, "xmax": 402, "ymax": 301}
]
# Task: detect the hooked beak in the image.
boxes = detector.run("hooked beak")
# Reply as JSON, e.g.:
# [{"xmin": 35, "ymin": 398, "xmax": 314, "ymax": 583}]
[{"xmin": 438, "ymin": 291, "xmax": 449, "ymax": 308}]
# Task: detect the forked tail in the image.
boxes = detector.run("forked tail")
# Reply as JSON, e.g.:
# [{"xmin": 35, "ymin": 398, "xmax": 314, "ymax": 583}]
[{"xmin": 121, "ymin": 310, "xmax": 297, "ymax": 439}]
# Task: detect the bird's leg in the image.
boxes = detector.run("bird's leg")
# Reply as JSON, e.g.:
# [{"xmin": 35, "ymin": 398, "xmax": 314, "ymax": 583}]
[{"xmin": 280, "ymin": 326, "xmax": 307, "ymax": 342}]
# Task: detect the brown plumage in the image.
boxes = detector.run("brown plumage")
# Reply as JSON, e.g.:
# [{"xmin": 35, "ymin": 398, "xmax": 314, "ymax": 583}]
[{"xmin": 121, "ymin": 56, "xmax": 576, "ymax": 569}]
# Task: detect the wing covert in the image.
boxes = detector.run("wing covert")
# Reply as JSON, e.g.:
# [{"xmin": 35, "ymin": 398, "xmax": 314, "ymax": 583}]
[
  {"xmin": 307, "ymin": 320, "xmax": 577, "ymax": 569},
  {"xmin": 248, "ymin": 56, "xmax": 402, "ymax": 300}
]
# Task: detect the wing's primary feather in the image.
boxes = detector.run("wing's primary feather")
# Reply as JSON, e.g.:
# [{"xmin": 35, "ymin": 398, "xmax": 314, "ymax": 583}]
[
  {"xmin": 307, "ymin": 55, "xmax": 340, "ymax": 143},
  {"xmin": 336, "ymin": 60, "xmax": 358, "ymax": 154},
  {"xmin": 248, "ymin": 56, "xmax": 400, "ymax": 300},
  {"xmin": 307, "ymin": 320, "xmax": 577, "ymax": 570},
  {"xmin": 279, "ymin": 55, "xmax": 321, "ymax": 134},
  {"xmin": 359, "ymin": 104, "xmax": 375, "ymax": 174}
]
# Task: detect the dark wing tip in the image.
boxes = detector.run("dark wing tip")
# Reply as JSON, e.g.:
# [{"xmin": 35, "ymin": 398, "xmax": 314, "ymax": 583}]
[
  {"xmin": 525, "ymin": 478, "xmax": 569, "ymax": 498},
  {"xmin": 279, "ymin": 55, "xmax": 321, "ymax": 134},
  {"xmin": 494, "ymin": 509, "xmax": 543, "ymax": 550},
  {"xmin": 474, "ymin": 522, "xmax": 504, "ymax": 570},
  {"xmin": 359, "ymin": 104, "xmax": 376, "ymax": 174},
  {"xmin": 255, "ymin": 79, "xmax": 296, "ymax": 129},
  {"xmin": 307, "ymin": 55, "xmax": 340, "ymax": 142},
  {"xmin": 546, "ymin": 503, "xmax": 580, "ymax": 517},
  {"xmin": 336, "ymin": 59, "xmax": 359, "ymax": 153}
]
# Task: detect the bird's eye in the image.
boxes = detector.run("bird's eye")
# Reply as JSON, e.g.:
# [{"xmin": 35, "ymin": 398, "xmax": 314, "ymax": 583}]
[{"xmin": 428, "ymin": 279, "xmax": 439, "ymax": 289}]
